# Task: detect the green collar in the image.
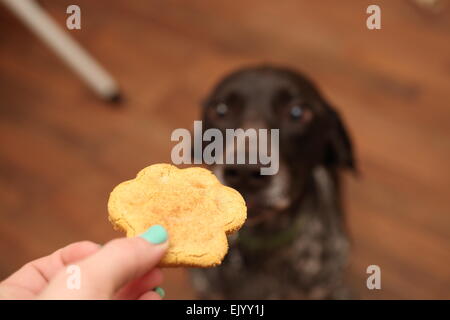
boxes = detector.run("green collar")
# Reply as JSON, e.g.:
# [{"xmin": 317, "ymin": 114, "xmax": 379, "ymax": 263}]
[{"xmin": 237, "ymin": 214, "xmax": 306, "ymax": 252}]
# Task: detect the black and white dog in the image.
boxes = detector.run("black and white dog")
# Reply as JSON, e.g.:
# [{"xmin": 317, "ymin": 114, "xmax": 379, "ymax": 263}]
[{"xmin": 191, "ymin": 65, "xmax": 356, "ymax": 299}]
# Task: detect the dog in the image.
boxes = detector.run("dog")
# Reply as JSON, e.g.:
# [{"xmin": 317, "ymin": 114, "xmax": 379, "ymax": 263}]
[{"xmin": 190, "ymin": 65, "xmax": 356, "ymax": 299}]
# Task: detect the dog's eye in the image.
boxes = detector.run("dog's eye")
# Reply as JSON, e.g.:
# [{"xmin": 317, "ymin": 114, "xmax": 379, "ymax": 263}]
[
  {"xmin": 215, "ymin": 103, "xmax": 228, "ymax": 117},
  {"xmin": 290, "ymin": 105, "xmax": 304, "ymax": 120}
]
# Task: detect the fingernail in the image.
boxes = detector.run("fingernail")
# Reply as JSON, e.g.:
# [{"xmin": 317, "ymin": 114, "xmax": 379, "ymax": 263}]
[
  {"xmin": 140, "ymin": 225, "xmax": 168, "ymax": 244},
  {"xmin": 154, "ymin": 287, "xmax": 165, "ymax": 298}
]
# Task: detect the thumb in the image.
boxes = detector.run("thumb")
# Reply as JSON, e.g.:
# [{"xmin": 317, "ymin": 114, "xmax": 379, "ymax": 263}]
[{"xmin": 39, "ymin": 225, "xmax": 169, "ymax": 299}]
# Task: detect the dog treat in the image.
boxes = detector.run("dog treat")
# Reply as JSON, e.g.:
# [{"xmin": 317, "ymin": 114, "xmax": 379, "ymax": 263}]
[{"xmin": 108, "ymin": 163, "xmax": 247, "ymax": 267}]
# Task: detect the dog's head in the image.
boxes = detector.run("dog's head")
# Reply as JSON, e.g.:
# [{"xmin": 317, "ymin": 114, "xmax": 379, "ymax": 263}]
[{"xmin": 201, "ymin": 65, "xmax": 355, "ymax": 224}]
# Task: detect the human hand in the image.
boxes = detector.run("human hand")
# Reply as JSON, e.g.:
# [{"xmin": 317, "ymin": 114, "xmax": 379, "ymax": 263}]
[{"xmin": 0, "ymin": 225, "xmax": 169, "ymax": 300}]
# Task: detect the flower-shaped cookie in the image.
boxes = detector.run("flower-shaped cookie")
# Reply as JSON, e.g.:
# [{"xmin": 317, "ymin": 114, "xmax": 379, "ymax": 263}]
[{"xmin": 108, "ymin": 164, "xmax": 247, "ymax": 267}]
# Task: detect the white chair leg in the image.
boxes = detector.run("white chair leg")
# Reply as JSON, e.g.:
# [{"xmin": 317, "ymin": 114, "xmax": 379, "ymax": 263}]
[{"xmin": 1, "ymin": 0, "xmax": 120, "ymax": 101}]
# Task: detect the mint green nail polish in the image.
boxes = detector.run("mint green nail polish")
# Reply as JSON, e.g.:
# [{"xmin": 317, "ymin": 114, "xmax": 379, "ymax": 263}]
[
  {"xmin": 140, "ymin": 225, "xmax": 168, "ymax": 244},
  {"xmin": 154, "ymin": 287, "xmax": 165, "ymax": 298}
]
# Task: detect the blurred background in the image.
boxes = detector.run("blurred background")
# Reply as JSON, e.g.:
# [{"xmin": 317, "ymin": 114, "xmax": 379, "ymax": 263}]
[{"xmin": 1, "ymin": 0, "xmax": 449, "ymax": 299}]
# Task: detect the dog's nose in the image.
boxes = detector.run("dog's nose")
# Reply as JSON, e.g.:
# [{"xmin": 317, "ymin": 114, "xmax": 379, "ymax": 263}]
[{"xmin": 223, "ymin": 165, "xmax": 271, "ymax": 189}]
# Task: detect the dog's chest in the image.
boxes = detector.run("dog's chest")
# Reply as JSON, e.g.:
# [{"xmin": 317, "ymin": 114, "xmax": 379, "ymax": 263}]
[
  {"xmin": 191, "ymin": 214, "xmax": 349, "ymax": 299},
  {"xmin": 224, "ymin": 217, "xmax": 328, "ymax": 287},
  {"xmin": 236, "ymin": 216, "xmax": 326, "ymax": 272}
]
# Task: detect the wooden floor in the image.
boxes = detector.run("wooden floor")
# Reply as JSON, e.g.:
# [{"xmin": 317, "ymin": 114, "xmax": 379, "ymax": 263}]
[{"xmin": 1, "ymin": 0, "xmax": 449, "ymax": 299}]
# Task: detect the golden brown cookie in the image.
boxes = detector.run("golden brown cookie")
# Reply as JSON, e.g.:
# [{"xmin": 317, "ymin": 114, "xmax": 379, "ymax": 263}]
[{"xmin": 108, "ymin": 163, "xmax": 247, "ymax": 267}]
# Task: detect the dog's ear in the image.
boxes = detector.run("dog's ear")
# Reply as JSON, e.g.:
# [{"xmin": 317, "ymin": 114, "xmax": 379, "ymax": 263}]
[{"xmin": 324, "ymin": 108, "xmax": 356, "ymax": 171}]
